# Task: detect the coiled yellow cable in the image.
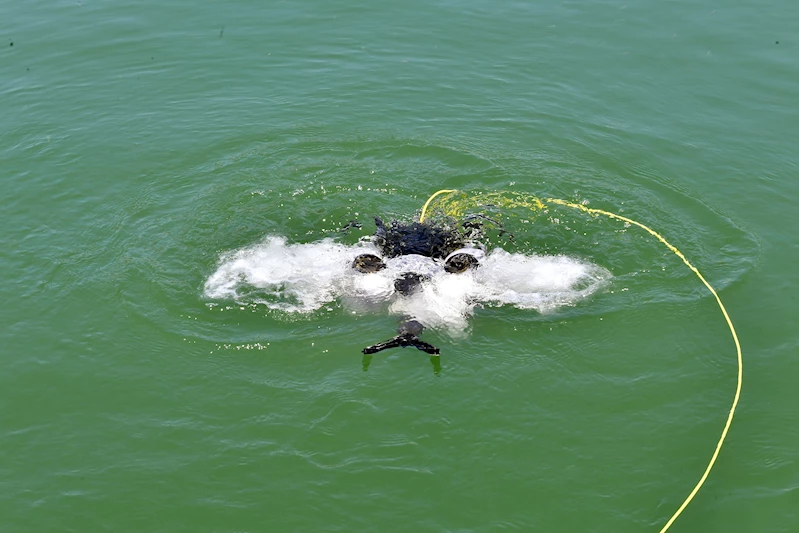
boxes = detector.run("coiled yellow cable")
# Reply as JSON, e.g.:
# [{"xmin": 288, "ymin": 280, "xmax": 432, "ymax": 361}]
[{"xmin": 420, "ymin": 189, "xmax": 743, "ymax": 532}]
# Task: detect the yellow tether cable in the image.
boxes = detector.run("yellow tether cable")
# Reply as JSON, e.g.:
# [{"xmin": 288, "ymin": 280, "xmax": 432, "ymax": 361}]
[
  {"xmin": 419, "ymin": 189, "xmax": 457, "ymax": 222},
  {"xmin": 419, "ymin": 190, "xmax": 743, "ymax": 533}
]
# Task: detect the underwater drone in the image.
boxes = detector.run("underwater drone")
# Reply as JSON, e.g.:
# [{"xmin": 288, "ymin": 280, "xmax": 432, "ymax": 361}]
[
  {"xmin": 203, "ymin": 188, "xmax": 742, "ymax": 532},
  {"xmin": 354, "ymin": 216, "xmax": 485, "ymax": 355}
]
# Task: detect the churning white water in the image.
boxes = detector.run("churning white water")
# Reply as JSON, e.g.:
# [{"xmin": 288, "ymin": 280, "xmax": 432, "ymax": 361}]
[{"xmin": 204, "ymin": 236, "xmax": 611, "ymax": 331}]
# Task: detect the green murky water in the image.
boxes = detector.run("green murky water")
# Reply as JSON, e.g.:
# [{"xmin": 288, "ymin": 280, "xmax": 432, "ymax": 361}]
[{"xmin": 3, "ymin": 1, "xmax": 797, "ymax": 531}]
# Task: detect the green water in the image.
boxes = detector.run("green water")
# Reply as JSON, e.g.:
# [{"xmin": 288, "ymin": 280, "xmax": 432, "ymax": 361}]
[{"xmin": 3, "ymin": 1, "xmax": 797, "ymax": 531}]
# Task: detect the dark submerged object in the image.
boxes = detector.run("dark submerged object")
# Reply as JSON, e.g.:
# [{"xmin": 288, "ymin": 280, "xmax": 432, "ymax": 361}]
[
  {"xmin": 362, "ymin": 320, "xmax": 440, "ymax": 355},
  {"xmin": 394, "ymin": 272, "xmax": 426, "ymax": 295},
  {"xmin": 357, "ymin": 216, "xmax": 486, "ymax": 356},
  {"xmin": 352, "ymin": 253, "xmax": 386, "ymax": 273},
  {"xmin": 374, "ymin": 217, "xmax": 465, "ymax": 259},
  {"xmin": 444, "ymin": 252, "xmax": 480, "ymax": 273}
]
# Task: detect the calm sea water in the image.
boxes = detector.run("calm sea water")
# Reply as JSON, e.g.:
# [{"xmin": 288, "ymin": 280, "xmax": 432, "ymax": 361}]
[{"xmin": 2, "ymin": 1, "xmax": 797, "ymax": 532}]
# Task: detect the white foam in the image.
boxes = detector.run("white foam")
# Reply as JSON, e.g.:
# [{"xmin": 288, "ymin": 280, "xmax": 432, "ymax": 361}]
[{"xmin": 204, "ymin": 236, "xmax": 611, "ymax": 331}]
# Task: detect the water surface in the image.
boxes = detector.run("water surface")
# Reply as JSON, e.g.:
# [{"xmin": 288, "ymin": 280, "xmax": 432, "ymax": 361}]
[{"xmin": 2, "ymin": 1, "xmax": 797, "ymax": 531}]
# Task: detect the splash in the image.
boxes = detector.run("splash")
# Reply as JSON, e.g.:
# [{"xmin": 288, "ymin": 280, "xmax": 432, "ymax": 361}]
[{"xmin": 204, "ymin": 236, "xmax": 611, "ymax": 332}]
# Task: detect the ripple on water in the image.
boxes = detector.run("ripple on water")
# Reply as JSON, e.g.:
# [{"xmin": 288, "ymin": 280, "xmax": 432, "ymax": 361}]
[{"xmin": 62, "ymin": 134, "xmax": 756, "ymax": 353}]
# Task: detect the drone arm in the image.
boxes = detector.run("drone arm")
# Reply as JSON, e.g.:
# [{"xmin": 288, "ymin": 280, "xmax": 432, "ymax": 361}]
[
  {"xmin": 362, "ymin": 337, "xmax": 402, "ymax": 354},
  {"xmin": 408, "ymin": 338, "xmax": 440, "ymax": 355},
  {"xmin": 362, "ymin": 334, "xmax": 440, "ymax": 355}
]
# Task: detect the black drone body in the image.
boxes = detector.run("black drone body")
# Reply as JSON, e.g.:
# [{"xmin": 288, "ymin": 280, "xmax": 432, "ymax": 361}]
[{"xmin": 356, "ymin": 217, "xmax": 483, "ymax": 356}]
